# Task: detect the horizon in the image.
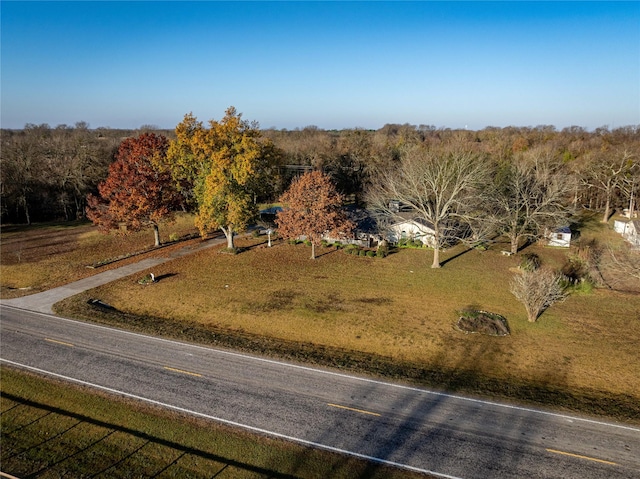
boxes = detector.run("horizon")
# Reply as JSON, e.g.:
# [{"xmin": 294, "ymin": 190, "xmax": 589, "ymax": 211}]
[{"xmin": 2, "ymin": 1, "xmax": 638, "ymax": 131}]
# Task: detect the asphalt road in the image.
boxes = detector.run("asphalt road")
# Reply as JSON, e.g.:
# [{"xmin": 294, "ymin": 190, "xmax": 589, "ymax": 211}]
[{"xmin": 1, "ymin": 305, "xmax": 639, "ymax": 479}]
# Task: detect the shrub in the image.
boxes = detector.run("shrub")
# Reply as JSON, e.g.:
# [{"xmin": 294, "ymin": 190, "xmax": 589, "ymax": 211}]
[
  {"xmin": 303, "ymin": 239, "xmax": 312, "ymax": 247},
  {"xmin": 334, "ymin": 241, "xmax": 343, "ymax": 249},
  {"xmin": 288, "ymin": 239, "xmax": 297, "ymax": 245},
  {"xmin": 358, "ymin": 249, "xmax": 367, "ymax": 256},
  {"xmin": 252, "ymin": 229, "xmax": 261, "ymax": 238},
  {"xmin": 168, "ymin": 233, "xmax": 179, "ymax": 242},
  {"xmin": 366, "ymin": 250, "xmax": 375, "ymax": 257},
  {"xmin": 520, "ymin": 253, "xmax": 541, "ymax": 271}
]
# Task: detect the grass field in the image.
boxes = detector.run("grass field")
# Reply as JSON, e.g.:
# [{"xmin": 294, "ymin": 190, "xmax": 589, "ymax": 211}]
[
  {"xmin": 0, "ymin": 214, "xmax": 200, "ymax": 298},
  {"xmin": 0, "ymin": 367, "xmax": 429, "ymax": 479}
]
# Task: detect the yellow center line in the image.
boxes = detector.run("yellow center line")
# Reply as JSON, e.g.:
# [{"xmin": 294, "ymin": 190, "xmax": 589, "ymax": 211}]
[
  {"xmin": 546, "ymin": 448, "xmax": 617, "ymax": 466},
  {"xmin": 328, "ymin": 403, "xmax": 381, "ymax": 417},
  {"xmin": 163, "ymin": 366, "xmax": 202, "ymax": 378},
  {"xmin": 44, "ymin": 338, "xmax": 74, "ymax": 347}
]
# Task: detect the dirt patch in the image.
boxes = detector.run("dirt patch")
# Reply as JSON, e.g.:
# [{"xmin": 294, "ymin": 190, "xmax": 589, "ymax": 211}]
[{"xmin": 456, "ymin": 311, "xmax": 510, "ymax": 336}]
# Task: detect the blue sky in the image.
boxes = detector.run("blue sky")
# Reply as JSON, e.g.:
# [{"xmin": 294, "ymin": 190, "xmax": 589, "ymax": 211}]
[{"xmin": 2, "ymin": 1, "xmax": 639, "ymax": 130}]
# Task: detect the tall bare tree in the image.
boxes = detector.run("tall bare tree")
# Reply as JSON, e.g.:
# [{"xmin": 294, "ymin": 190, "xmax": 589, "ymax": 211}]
[
  {"xmin": 492, "ymin": 146, "xmax": 574, "ymax": 254},
  {"xmin": 366, "ymin": 145, "xmax": 488, "ymax": 268},
  {"xmin": 582, "ymin": 148, "xmax": 635, "ymax": 223}
]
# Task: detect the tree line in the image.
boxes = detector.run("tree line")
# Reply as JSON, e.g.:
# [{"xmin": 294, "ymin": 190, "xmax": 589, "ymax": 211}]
[{"xmin": 2, "ymin": 115, "xmax": 638, "ymax": 235}]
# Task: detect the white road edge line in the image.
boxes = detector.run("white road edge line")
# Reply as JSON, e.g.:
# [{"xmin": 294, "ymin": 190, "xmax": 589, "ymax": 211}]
[
  {"xmin": 0, "ymin": 358, "xmax": 463, "ymax": 479},
  {"xmin": 3, "ymin": 304, "xmax": 639, "ymax": 433}
]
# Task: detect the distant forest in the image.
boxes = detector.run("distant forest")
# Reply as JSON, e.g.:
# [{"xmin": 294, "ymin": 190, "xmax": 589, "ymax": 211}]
[{"xmin": 1, "ymin": 121, "xmax": 638, "ymax": 225}]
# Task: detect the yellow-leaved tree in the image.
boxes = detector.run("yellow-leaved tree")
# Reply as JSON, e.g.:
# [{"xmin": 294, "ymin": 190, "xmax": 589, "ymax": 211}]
[{"xmin": 164, "ymin": 107, "xmax": 277, "ymax": 250}]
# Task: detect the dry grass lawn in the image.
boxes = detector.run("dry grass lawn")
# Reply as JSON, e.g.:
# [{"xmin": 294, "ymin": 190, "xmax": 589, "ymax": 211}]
[
  {"xmin": 77, "ymin": 234, "xmax": 640, "ymax": 405},
  {"xmin": 1, "ymin": 214, "xmax": 199, "ymax": 298}
]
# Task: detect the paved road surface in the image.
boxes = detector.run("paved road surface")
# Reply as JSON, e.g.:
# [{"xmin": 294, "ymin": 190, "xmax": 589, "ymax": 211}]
[{"xmin": 2, "ymin": 305, "xmax": 639, "ymax": 479}]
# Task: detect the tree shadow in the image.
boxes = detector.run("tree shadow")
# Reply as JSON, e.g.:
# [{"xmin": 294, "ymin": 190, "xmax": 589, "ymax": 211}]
[
  {"xmin": 1, "ymin": 393, "xmax": 299, "ymax": 479},
  {"xmin": 439, "ymin": 246, "xmax": 474, "ymax": 267},
  {"xmin": 154, "ymin": 273, "xmax": 177, "ymax": 282},
  {"xmin": 289, "ymin": 336, "xmax": 576, "ymax": 479}
]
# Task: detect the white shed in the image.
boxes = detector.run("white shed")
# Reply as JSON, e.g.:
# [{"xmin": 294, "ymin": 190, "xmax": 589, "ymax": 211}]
[{"xmin": 546, "ymin": 226, "xmax": 572, "ymax": 248}]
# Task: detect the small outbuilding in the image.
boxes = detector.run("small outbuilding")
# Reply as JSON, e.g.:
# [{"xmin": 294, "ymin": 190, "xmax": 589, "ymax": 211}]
[
  {"xmin": 546, "ymin": 226, "xmax": 572, "ymax": 248},
  {"xmin": 614, "ymin": 219, "xmax": 640, "ymax": 247}
]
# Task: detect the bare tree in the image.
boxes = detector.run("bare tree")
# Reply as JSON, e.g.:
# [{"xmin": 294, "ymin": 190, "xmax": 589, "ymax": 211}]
[
  {"xmin": 602, "ymin": 242, "xmax": 640, "ymax": 289},
  {"xmin": 366, "ymin": 144, "xmax": 488, "ymax": 268},
  {"xmin": 492, "ymin": 146, "xmax": 574, "ymax": 254},
  {"xmin": 510, "ymin": 268, "xmax": 567, "ymax": 322},
  {"xmin": 582, "ymin": 148, "xmax": 634, "ymax": 223}
]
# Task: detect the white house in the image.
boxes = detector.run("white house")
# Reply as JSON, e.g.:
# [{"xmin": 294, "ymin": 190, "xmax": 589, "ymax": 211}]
[
  {"xmin": 387, "ymin": 215, "xmax": 436, "ymax": 247},
  {"xmin": 546, "ymin": 226, "xmax": 572, "ymax": 248}
]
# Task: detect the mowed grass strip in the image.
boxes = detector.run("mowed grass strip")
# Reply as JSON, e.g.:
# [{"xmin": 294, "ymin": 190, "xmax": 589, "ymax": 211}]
[
  {"xmin": 54, "ymin": 234, "xmax": 640, "ymax": 421},
  {"xmin": 1, "ymin": 367, "xmax": 431, "ymax": 479},
  {"xmin": 0, "ymin": 214, "xmax": 199, "ymax": 298}
]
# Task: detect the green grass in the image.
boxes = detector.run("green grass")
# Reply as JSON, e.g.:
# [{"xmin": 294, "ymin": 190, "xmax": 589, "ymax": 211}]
[{"xmin": 1, "ymin": 366, "xmax": 431, "ymax": 479}]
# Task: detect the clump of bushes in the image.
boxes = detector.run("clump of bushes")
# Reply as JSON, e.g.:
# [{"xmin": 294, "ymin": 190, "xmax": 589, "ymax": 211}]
[
  {"xmin": 519, "ymin": 253, "xmax": 541, "ymax": 271},
  {"xmin": 398, "ymin": 238, "xmax": 424, "ymax": 248}
]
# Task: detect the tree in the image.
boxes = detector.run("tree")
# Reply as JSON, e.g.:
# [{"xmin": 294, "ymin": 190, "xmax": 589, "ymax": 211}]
[
  {"xmin": 366, "ymin": 144, "xmax": 488, "ymax": 268},
  {"xmin": 510, "ymin": 267, "xmax": 567, "ymax": 322},
  {"xmin": 165, "ymin": 108, "xmax": 276, "ymax": 250},
  {"xmin": 276, "ymin": 170, "xmax": 354, "ymax": 259},
  {"xmin": 86, "ymin": 133, "xmax": 180, "ymax": 247},
  {"xmin": 492, "ymin": 146, "xmax": 574, "ymax": 254},
  {"xmin": 582, "ymin": 148, "xmax": 634, "ymax": 223}
]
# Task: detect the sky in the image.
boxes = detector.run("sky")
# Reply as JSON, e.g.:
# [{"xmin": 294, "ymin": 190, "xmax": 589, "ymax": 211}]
[{"xmin": 1, "ymin": 1, "xmax": 639, "ymax": 131}]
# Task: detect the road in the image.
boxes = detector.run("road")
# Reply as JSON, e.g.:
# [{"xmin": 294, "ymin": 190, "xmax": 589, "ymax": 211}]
[{"xmin": 1, "ymin": 304, "xmax": 639, "ymax": 479}]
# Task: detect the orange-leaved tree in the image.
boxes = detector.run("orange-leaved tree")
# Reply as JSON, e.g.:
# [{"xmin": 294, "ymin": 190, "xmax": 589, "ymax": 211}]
[
  {"xmin": 164, "ymin": 108, "xmax": 276, "ymax": 250},
  {"xmin": 276, "ymin": 170, "xmax": 354, "ymax": 259},
  {"xmin": 86, "ymin": 133, "xmax": 181, "ymax": 247}
]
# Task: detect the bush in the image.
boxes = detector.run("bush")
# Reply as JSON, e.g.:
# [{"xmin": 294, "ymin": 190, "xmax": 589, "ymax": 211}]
[
  {"xmin": 252, "ymin": 229, "xmax": 261, "ymax": 238},
  {"xmin": 288, "ymin": 239, "xmax": 298, "ymax": 245},
  {"xmin": 334, "ymin": 241, "xmax": 343, "ymax": 249},
  {"xmin": 303, "ymin": 239, "xmax": 312, "ymax": 247},
  {"xmin": 321, "ymin": 240, "xmax": 329, "ymax": 247},
  {"xmin": 366, "ymin": 250, "xmax": 375, "ymax": 257},
  {"xmin": 168, "ymin": 233, "xmax": 179, "ymax": 242},
  {"xmin": 358, "ymin": 249, "xmax": 367, "ymax": 256},
  {"xmin": 520, "ymin": 253, "xmax": 541, "ymax": 271}
]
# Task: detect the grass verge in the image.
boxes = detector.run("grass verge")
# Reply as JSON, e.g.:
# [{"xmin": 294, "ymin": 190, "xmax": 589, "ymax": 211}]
[{"xmin": 1, "ymin": 366, "xmax": 431, "ymax": 479}]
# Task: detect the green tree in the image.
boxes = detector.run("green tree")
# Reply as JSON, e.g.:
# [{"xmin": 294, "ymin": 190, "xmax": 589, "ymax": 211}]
[{"xmin": 165, "ymin": 107, "xmax": 276, "ymax": 250}]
